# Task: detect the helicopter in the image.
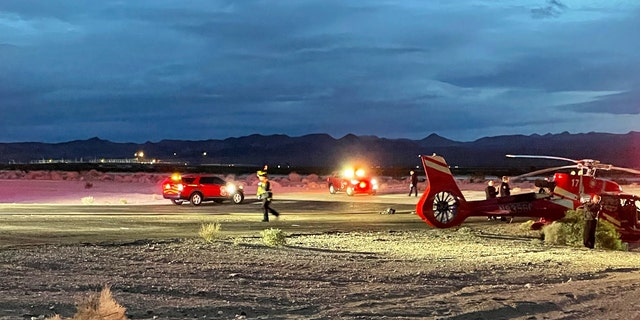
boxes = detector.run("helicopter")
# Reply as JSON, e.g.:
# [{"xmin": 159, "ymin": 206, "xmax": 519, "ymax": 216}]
[{"xmin": 415, "ymin": 154, "xmax": 640, "ymax": 242}]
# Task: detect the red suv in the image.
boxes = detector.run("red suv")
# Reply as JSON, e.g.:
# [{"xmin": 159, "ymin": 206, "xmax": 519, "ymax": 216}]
[
  {"xmin": 162, "ymin": 174, "xmax": 244, "ymax": 206},
  {"xmin": 326, "ymin": 168, "xmax": 378, "ymax": 196}
]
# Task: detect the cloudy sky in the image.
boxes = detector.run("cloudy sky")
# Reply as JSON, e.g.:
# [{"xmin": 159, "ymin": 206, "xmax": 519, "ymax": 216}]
[{"xmin": 1, "ymin": 0, "xmax": 639, "ymax": 143}]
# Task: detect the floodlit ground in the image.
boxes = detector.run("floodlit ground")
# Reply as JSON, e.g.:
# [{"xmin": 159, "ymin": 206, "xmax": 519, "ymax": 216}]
[{"xmin": 1, "ymin": 171, "xmax": 640, "ymax": 320}]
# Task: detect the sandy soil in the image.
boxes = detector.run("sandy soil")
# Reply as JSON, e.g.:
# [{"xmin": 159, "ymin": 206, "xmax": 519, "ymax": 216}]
[{"xmin": 1, "ymin": 172, "xmax": 640, "ymax": 320}]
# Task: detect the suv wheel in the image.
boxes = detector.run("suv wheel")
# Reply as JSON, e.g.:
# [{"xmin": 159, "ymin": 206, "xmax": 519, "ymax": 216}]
[
  {"xmin": 232, "ymin": 192, "xmax": 244, "ymax": 204},
  {"xmin": 190, "ymin": 192, "xmax": 203, "ymax": 206},
  {"xmin": 171, "ymin": 200, "xmax": 184, "ymax": 205},
  {"xmin": 329, "ymin": 185, "xmax": 336, "ymax": 194},
  {"xmin": 346, "ymin": 187, "xmax": 354, "ymax": 196}
]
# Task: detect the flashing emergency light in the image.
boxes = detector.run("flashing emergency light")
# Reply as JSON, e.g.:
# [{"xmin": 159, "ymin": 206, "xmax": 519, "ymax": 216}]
[{"xmin": 343, "ymin": 168, "xmax": 355, "ymax": 178}]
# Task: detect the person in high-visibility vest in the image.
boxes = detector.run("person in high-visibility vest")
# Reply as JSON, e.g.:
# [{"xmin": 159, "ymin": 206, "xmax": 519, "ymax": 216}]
[{"xmin": 257, "ymin": 171, "xmax": 279, "ymax": 222}]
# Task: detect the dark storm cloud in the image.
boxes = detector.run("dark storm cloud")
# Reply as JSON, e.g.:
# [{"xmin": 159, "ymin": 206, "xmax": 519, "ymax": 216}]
[
  {"xmin": 0, "ymin": 1, "xmax": 639, "ymax": 143},
  {"xmin": 563, "ymin": 91, "xmax": 640, "ymax": 115},
  {"xmin": 531, "ymin": 0, "xmax": 568, "ymax": 19}
]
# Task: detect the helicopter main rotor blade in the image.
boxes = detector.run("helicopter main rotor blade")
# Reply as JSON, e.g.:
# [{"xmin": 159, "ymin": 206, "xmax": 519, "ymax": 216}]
[
  {"xmin": 506, "ymin": 154, "xmax": 579, "ymax": 164},
  {"xmin": 510, "ymin": 165, "xmax": 578, "ymax": 181},
  {"xmin": 609, "ymin": 166, "xmax": 640, "ymax": 175}
]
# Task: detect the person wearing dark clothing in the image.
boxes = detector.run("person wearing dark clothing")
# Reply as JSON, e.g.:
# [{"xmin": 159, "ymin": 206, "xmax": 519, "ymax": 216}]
[
  {"xmin": 583, "ymin": 194, "xmax": 602, "ymax": 249},
  {"xmin": 499, "ymin": 176, "xmax": 511, "ymax": 197},
  {"xmin": 485, "ymin": 180, "xmax": 498, "ymax": 220},
  {"xmin": 485, "ymin": 180, "xmax": 498, "ymax": 199},
  {"xmin": 408, "ymin": 170, "xmax": 419, "ymax": 197},
  {"xmin": 498, "ymin": 176, "xmax": 512, "ymax": 222},
  {"xmin": 256, "ymin": 172, "xmax": 279, "ymax": 222}
]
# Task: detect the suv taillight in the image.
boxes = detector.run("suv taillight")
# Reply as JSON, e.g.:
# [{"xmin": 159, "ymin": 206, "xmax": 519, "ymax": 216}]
[{"xmin": 164, "ymin": 183, "xmax": 184, "ymax": 191}]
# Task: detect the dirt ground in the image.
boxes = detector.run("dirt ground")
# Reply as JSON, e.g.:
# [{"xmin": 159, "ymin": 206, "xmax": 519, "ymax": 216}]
[
  {"xmin": 1, "ymin": 175, "xmax": 640, "ymax": 320},
  {"xmin": 2, "ymin": 229, "xmax": 640, "ymax": 320}
]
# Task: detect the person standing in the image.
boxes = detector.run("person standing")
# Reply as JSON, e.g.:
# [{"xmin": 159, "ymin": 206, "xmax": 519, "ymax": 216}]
[
  {"xmin": 485, "ymin": 180, "xmax": 498, "ymax": 199},
  {"xmin": 256, "ymin": 164, "xmax": 268, "ymax": 177},
  {"xmin": 498, "ymin": 176, "xmax": 512, "ymax": 222},
  {"xmin": 256, "ymin": 171, "xmax": 279, "ymax": 222},
  {"xmin": 583, "ymin": 194, "xmax": 602, "ymax": 249},
  {"xmin": 408, "ymin": 170, "xmax": 419, "ymax": 197},
  {"xmin": 499, "ymin": 176, "xmax": 511, "ymax": 197},
  {"xmin": 485, "ymin": 180, "xmax": 498, "ymax": 220}
]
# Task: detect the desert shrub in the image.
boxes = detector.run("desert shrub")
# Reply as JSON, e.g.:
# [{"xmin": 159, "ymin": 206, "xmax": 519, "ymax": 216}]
[
  {"xmin": 543, "ymin": 209, "xmax": 623, "ymax": 250},
  {"xmin": 518, "ymin": 220, "xmax": 545, "ymax": 239},
  {"xmin": 99, "ymin": 174, "xmax": 114, "ymax": 181},
  {"xmin": 304, "ymin": 174, "xmax": 320, "ymax": 183},
  {"xmin": 50, "ymin": 171, "xmax": 64, "ymax": 180},
  {"xmin": 46, "ymin": 286, "xmax": 127, "ymax": 320},
  {"xmin": 64, "ymin": 171, "xmax": 81, "ymax": 180},
  {"xmin": 81, "ymin": 196, "xmax": 95, "ymax": 205},
  {"xmin": 261, "ymin": 228, "xmax": 287, "ymax": 247},
  {"xmin": 306, "ymin": 182, "xmax": 321, "ymax": 189},
  {"xmin": 288, "ymin": 172, "xmax": 302, "ymax": 182},
  {"xmin": 543, "ymin": 220, "xmax": 581, "ymax": 246},
  {"xmin": 199, "ymin": 222, "xmax": 222, "ymax": 242},
  {"xmin": 519, "ymin": 220, "xmax": 536, "ymax": 231},
  {"xmin": 596, "ymin": 219, "xmax": 624, "ymax": 250}
]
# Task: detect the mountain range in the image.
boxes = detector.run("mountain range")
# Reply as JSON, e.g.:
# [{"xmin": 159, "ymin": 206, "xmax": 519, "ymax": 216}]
[{"xmin": 0, "ymin": 131, "xmax": 638, "ymax": 171}]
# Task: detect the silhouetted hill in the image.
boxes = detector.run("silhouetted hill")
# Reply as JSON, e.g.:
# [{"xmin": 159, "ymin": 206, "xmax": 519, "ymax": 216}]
[{"xmin": 1, "ymin": 132, "xmax": 638, "ymax": 171}]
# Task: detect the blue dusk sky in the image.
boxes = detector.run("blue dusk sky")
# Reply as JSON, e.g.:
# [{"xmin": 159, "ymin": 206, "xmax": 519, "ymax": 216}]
[{"xmin": 1, "ymin": 0, "xmax": 639, "ymax": 143}]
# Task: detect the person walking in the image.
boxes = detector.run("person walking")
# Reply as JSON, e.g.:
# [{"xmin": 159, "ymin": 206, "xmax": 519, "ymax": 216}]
[
  {"xmin": 485, "ymin": 180, "xmax": 498, "ymax": 220},
  {"xmin": 583, "ymin": 194, "xmax": 602, "ymax": 249},
  {"xmin": 256, "ymin": 171, "xmax": 279, "ymax": 222},
  {"xmin": 408, "ymin": 170, "xmax": 419, "ymax": 197}
]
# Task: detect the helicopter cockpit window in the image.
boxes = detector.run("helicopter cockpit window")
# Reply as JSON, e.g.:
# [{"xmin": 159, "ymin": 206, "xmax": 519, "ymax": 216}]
[{"xmin": 600, "ymin": 195, "xmax": 620, "ymax": 212}]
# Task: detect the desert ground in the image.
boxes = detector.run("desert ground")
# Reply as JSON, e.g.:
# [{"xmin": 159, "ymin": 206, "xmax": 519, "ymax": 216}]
[{"xmin": 1, "ymin": 170, "xmax": 640, "ymax": 320}]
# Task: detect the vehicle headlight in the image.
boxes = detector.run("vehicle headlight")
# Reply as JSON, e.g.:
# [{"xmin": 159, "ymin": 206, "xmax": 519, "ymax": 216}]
[
  {"xmin": 370, "ymin": 179, "xmax": 377, "ymax": 185},
  {"xmin": 351, "ymin": 179, "xmax": 359, "ymax": 184},
  {"xmin": 226, "ymin": 184, "xmax": 236, "ymax": 193}
]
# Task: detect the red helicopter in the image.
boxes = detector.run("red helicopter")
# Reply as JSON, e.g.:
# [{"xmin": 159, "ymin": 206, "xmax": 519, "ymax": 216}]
[{"xmin": 415, "ymin": 154, "xmax": 640, "ymax": 242}]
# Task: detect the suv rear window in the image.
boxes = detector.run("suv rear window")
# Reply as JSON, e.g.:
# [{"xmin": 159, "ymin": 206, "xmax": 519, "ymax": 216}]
[{"xmin": 182, "ymin": 177, "xmax": 196, "ymax": 184}]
